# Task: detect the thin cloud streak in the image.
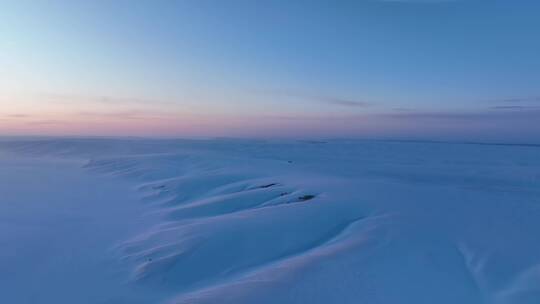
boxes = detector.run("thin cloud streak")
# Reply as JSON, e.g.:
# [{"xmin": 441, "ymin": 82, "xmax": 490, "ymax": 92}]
[
  {"xmin": 256, "ymin": 108, "xmax": 540, "ymax": 123},
  {"xmin": 257, "ymin": 89, "xmax": 371, "ymax": 108},
  {"xmin": 39, "ymin": 93, "xmax": 175, "ymax": 106},
  {"xmin": 381, "ymin": 109, "xmax": 540, "ymax": 120},
  {"xmin": 318, "ymin": 97, "xmax": 370, "ymax": 107},
  {"xmin": 76, "ymin": 110, "xmax": 170, "ymax": 120},
  {"xmin": 25, "ymin": 120, "xmax": 67, "ymax": 126},
  {"xmin": 489, "ymin": 105, "xmax": 540, "ymax": 110},
  {"xmin": 486, "ymin": 96, "xmax": 540, "ymax": 104},
  {"xmin": 5, "ymin": 114, "xmax": 30, "ymax": 118}
]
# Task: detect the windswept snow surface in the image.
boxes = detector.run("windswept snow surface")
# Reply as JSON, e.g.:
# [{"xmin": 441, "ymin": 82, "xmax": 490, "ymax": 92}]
[{"xmin": 1, "ymin": 138, "xmax": 540, "ymax": 304}]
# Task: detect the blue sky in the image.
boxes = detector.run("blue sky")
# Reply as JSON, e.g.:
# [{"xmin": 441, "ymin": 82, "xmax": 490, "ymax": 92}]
[{"xmin": 1, "ymin": 0, "xmax": 539, "ymax": 142}]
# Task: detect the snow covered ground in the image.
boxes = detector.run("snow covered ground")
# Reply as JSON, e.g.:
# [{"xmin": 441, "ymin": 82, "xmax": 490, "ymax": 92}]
[{"xmin": 1, "ymin": 138, "xmax": 539, "ymax": 304}]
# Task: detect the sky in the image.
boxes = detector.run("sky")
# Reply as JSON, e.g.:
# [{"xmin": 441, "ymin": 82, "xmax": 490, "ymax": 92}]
[{"xmin": 1, "ymin": 0, "xmax": 539, "ymax": 142}]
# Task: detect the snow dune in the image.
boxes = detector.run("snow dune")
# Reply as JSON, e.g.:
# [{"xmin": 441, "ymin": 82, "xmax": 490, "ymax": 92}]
[{"xmin": 1, "ymin": 138, "xmax": 539, "ymax": 303}]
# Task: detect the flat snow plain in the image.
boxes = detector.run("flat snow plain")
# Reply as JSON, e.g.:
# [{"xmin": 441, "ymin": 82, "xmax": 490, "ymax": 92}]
[{"xmin": 0, "ymin": 138, "xmax": 539, "ymax": 304}]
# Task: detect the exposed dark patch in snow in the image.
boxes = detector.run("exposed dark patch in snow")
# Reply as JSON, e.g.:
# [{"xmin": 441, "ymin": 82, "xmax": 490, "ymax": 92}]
[{"xmin": 296, "ymin": 194, "xmax": 316, "ymax": 202}]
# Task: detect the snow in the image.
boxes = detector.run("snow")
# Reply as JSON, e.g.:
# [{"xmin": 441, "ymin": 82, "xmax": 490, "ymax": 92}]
[
  {"xmin": 0, "ymin": 154, "xmax": 168, "ymax": 303},
  {"xmin": 1, "ymin": 138, "xmax": 539, "ymax": 303}
]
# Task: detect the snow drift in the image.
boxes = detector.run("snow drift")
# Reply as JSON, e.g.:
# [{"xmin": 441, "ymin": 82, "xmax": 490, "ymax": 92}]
[{"xmin": 1, "ymin": 138, "xmax": 539, "ymax": 303}]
